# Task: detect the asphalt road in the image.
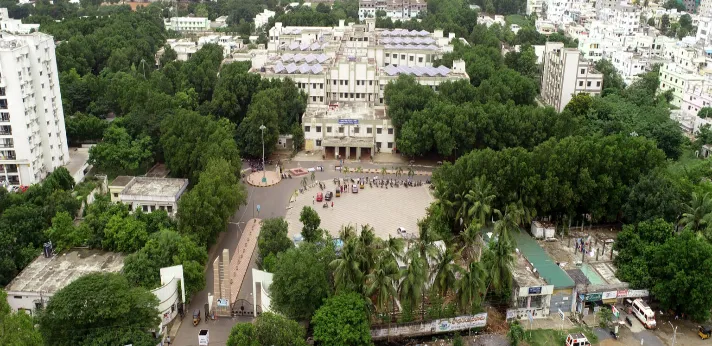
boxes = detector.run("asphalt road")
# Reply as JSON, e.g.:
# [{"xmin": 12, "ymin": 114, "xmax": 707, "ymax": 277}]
[{"xmin": 173, "ymin": 159, "xmax": 435, "ymax": 345}]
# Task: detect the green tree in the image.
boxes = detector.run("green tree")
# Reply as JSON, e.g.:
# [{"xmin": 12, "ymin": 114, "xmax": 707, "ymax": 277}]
[
  {"xmin": 257, "ymin": 218, "xmax": 293, "ymax": 270},
  {"xmin": 366, "ymin": 249, "xmax": 400, "ymax": 317},
  {"xmin": 211, "ymin": 63, "xmax": 261, "ymax": 124},
  {"xmin": 598, "ymin": 306, "xmax": 613, "ymax": 328},
  {"xmin": 399, "ymin": 248, "xmax": 427, "ymax": 317},
  {"xmin": 253, "ymin": 312, "xmax": 308, "ymax": 346},
  {"xmin": 101, "ymin": 214, "xmax": 149, "ymax": 253},
  {"xmin": 483, "ymin": 236, "xmax": 514, "ymax": 300},
  {"xmin": 270, "ymin": 242, "xmax": 335, "ymax": 320},
  {"xmin": 311, "ymin": 293, "xmax": 372, "ymax": 346},
  {"xmin": 178, "ymin": 158, "xmax": 247, "ymax": 246},
  {"xmin": 623, "ymin": 170, "xmax": 684, "ymax": 224},
  {"xmin": 507, "ymin": 320, "xmax": 525, "ymax": 346},
  {"xmin": 456, "ymin": 261, "xmax": 487, "ymax": 314},
  {"xmin": 594, "ymin": 59, "xmax": 626, "ymax": 96},
  {"xmin": 65, "ymin": 113, "xmax": 109, "ymax": 145},
  {"xmin": 236, "ymin": 89, "xmax": 281, "ymax": 159},
  {"xmin": 38, "ymin": 273, "xmax": 159, "ymax": 346},
  {"xmin": 45, "ymin": 211, "xmax": 86, "ymax": 252},
  {"xmin": 299, "ymin": 206, "xmax": 322, "ymax": 242},
  {"xmin": 159, "ymin": 45, "xmax": 178, "ymax": 67},
  {"xmin": 698, "ymin": 107, "xmax": 712, "ymax": 119},
  {"xmin": 291, "ymin": 123, "xmax": 305, "ymax": 153},
  {"xmin": 0, "ymin": 289, "xmax": 43, "ymax": 346},
  {"xmin": 226, "ymin": 323, "xmax": 258, "ymax": 346},
  {"xmin": 431, "ymin": 247, "xmax": 460, "ymax": 297},
  {"xmin": 0, "ymin": 204, "xmax": 48, "ymax": 285},
  {"xmin": 679, "ymin": 192, "xmax": 712, "ymax": 233},
  {"xmin": 331, "ymin": 238, "xmax": 365, "ymax": 294},
  {"xmin": 88, "ymin": 125, "xmax": 153, "ymax": 175}
]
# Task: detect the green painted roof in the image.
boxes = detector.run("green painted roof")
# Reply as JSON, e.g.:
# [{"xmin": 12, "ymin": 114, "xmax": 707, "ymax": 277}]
[{"xmin": 513, "ymin": 229, "xmax": 575, "ymax": 289}]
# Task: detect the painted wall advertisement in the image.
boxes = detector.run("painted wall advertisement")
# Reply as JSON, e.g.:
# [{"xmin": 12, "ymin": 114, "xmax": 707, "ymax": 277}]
[
  {"xmin": 602, "ymin": 291, "xmax": 618, "ymax": 300},
  {"xmin": 371, "ymin": 313, "xmax": 487, "ymax": 339}
]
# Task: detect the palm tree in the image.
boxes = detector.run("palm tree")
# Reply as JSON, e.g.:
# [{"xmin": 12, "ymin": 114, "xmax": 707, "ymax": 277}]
[
  {"xmin": 366, "ymin": 250, "xmax": 399, "ymax": 318},
  {"xmin": 493, "ymin": 203, "xmax": 525, "ymax": 246},
  {"xmin": 456, "ymin": 261, "xmax": 487, "ymax": 314},
  {"xmin": 460, "ymin": 176, "xmax": 497, "ymax": 228},
  {"xmin": 378, "ymin": 235, "xmax": 405, "ymax": 264},
  {"xmin": 301, "ymin": 177, "xmax": 308, "ymax": 190},
  {"xmin": 399, "ymin": 249, "xmax": 427, "ymax": 318},
  {"xmin": 339, "ymin": 224, "xmax": 357, "ymax": 241},
  {"xmin": 343, "ymin": 166, "xmax": 350, "ymax": 174},
  {"xmin": 407, "ymin": 167, "xmax": 415, "ymax": 179},
  {"xmin": 310, "ymin": 170, "xmax": 316, "ymax": 182},
  {"xmin": 460, "ymin": 221, "xmax": 483, "ymax": 261},
  {"xmin": 679, "ymin": 192, "xmax": 712, "ymax": 231},
  {"xmin": 358, "ymin": 225, "xmax": 378, "ymax": 275},
  {"xmin": 331, "ymin": 238, "xmax": 365, "ymax": 294},
  {"xmin": 486, "ymin": 235, "xmax": 515, "ymax": 298},
  {"xmin": 380, "ymin": 167, "xmax": 387, "ymax": 176},
  {"xmin": 396, "ymin": 166, "xmax": 404, "ymax": 178},
  {"xmin": 356, "ymin": 166, "xmax": 363, "ymax": 173},
  {"xmin": 431, "ymin": 247, "xmax": 460, "ymax": 297}
]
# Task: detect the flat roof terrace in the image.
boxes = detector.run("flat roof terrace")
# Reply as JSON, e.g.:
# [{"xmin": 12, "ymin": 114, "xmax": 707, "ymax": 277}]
[
  {"xmin": 6, "ymin": 249, "xmax": 125, "ymax": 295},
  {"xmin": 122, "ymin": 177, "xmax": 188, "ymax": 198}
]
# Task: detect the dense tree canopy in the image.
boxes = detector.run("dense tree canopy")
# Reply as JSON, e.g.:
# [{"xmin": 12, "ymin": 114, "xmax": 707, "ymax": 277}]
[
  {"xmin": 38, "ymin": 273, "xmax": 159, "ymax": 346},
  {"xmin": 311, "ymin": 293, "xmax": 372, "ymax": 346},
  {"xmin": 0, "ymin": 289, "xmax": 43, "ymax": 345}
]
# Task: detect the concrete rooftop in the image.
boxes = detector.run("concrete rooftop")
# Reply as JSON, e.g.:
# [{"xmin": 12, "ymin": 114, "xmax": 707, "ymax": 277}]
[
  {"xmin": 304, "ymin": 102, "xmax": 388, "ymax": 120},
  {"xmin": 110, "ymin": 175, "xmax": 134, "ymax": 188},
  {"xmin": 122, "ymin": 177, "xmax": 188, "ymax": 197},
  {"xmin": 513, "ymin": 252, "xmax": 548, "ymax": 288},
  {"xmin": 6, "ymin": 249, "xmax": 125, "ymax": 294}
]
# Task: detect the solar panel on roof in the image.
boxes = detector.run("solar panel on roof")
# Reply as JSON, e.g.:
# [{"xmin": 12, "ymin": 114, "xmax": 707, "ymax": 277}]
[
  {"xmin": 294, "ymin": 53, "xmax": 304, "ymax": 62},
  {"xmin": 299, "ymin": 64, "xmax": 311, "ymax": 73},
  {"xmin": 274, "ymin": 63, "xmax": 285, "ymax": 73},
  {"xmin": 317, "ymin": 54, "xmax": 328, "ymax": 63},
  {"xmin": 285, "ymin": 63, "xmax": 298, "ymax": 73},
  {"xmin": 311, "ymin": 64, "xmax": 323, "ymax": 74},
  {"xmin": 310, "ymin": 42, "xmax": 321, "ymax": 50},
  {"xmin": 305, "ymin": 54, "xmax": 316, "ymax": 63},
  {"xmin": 282, "ymin": 53, "xmax": 294, "ymax": 61},
  {"xmin": 300, "ymin": 43, "xmax": 310, "ymax": 50},
  {"xmin": 289, "ymin": 42, "xmax": 299, "ymax": 50}
]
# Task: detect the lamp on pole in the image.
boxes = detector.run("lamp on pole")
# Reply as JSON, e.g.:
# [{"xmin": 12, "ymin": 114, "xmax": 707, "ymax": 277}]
[
  {"xmin": 259, "ymin": 124, "xmax": 266, "ymax": 182},
  {"xmin": 668, "ymin": 321, "xmax": 677, "ymax": 346}
]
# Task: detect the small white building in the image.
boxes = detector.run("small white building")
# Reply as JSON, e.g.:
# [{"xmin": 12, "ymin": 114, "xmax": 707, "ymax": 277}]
[
  {"xmin": 5, "ymin": 249, "xmax": 125, "ymax": 314},
  {"xmin": 254, "ymin": 9, "xmax": 276, "ymax": 30},
  {"xmin": 164, "ymin": 17, "xmax": 210, "ymax": 32},
  {"xmin": 109, "ymin": 176, "xmax": 189, "ymax": 217},
  {"xmin": 509, "ymin": 252, "xmax": 555, "ymax": 320}
]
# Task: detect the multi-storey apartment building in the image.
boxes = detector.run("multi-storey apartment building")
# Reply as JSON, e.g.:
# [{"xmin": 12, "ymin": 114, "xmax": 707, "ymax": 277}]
[
  {"xmin": 702, "ymin": 0, "xmax": 712, "ymax": 17},
  {"xmin": 0, "ymin": 8, "xmax": 38, "ymax": 34},
  {"xmin": 164, "ymin": 17, "xmax": 210, "ymax": 32},
  {"xmin": 358, "ymin": 0, "xmax": 425, "ymax": 21},
  {"xmin": 0, "ymin": 32, "xmax": 68, "ymax": 188},
  {"xmin": 540, "ymin": 42, "xmax": 603, "ymax": 112}
]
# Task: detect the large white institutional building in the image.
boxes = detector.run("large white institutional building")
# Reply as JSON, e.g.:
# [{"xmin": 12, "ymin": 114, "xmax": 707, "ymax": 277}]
[
  {"xmin": 0, "ymin": 31, "xmax": 68, "ymax": 188},
  {"xmin": 250, "ymin": 18, "xmax": 468, "ymax": 158}
]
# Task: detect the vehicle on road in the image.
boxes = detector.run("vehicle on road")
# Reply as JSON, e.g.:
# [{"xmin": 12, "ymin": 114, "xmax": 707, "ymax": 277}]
[
  {"xmin": 316, "ymin": 192, "xmax": 323, "ymax": 202},
  {"xmin": 193, "ymin": 309, "xmax": 200, "ymax": 326},
  {"xmin": 397, "ymin": 227, "xmax": 407, "ymax": 234},
  {"xmin": 335, "ymin": 188, "xmax": 341, "ymax": 197},
  {"xmin": 360, "ymin": 180, "xmax": 365, "ymax": 189},
  {"xmin": 352, "ymin": 184, "xmax": 358, "ymax": 193},
  {"xmin": 699, "ymin": 325, "xmax": 712, "ymax": 339},
  {"xmin": 565, "ymin": 333, "xmax": 590, "ymax": 346},
  {"xmin": 631, "ymin": 298, "xmax": 656, "ymax": 329},
  {"xmin": 198, "ymin": 329, "xmax": 209, "ymax": 345},
  {"xmin": 325, "ymin": 191, "xmax": 333, "ymax": 201}
]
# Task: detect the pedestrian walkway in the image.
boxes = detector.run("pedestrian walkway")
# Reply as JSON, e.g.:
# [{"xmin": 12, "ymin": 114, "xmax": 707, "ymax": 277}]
[{"xmin": 230, "ymin": 219, "xmax": 261, "ymax": 304}]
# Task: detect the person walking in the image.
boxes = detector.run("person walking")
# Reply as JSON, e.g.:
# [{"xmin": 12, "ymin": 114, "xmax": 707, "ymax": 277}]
[{"xmin": 166, "ymin": 336, "xmax": 171, "ymax": 346}]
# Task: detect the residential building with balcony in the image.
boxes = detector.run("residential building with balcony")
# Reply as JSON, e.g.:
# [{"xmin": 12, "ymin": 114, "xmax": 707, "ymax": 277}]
[
  {"xmin": 540, "ymin": 42, "xmax": 603, "ymax": 112},
  {"xmin": 702, "ymin": 0, "xmax": 712, "ymax": 17},
  {"xmin": 164, "ymin": 17, "xmax": 210, "ymax": 32},
  {"xmin": 0, "ymin": 8, "xmax": 38, "ymax": 34},
  {"xmin": 358, "ymin": 0, "xmax": 426, "ymax": 21},
  {"xmin": 0, "ymin": 31, "xmax": 68, "ymax": 188}
]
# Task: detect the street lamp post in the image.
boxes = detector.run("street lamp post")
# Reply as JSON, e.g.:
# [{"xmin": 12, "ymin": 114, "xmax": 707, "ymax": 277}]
[
  {"xmin": 259, "ymin": 124, "xmax": 266, "ymax": 183},
  {"xmin": 668, "ymin": 321, "xmax": 677, "ymax": 346}
]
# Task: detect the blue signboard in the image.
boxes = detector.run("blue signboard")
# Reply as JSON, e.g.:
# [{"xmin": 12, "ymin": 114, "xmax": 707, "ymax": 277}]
[
  {"xmin": 528, "ymin": 287, "xmax": 542, "ymax": 295},
  {"xmin": 338, "ymin": 119, "xmax": 359, "ymax": 125}
]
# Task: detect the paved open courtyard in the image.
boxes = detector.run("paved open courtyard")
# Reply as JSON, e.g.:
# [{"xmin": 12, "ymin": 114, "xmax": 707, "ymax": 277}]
[{"xmin": 285, "ymin": 179, "xmax": 435, "ymax": 240}]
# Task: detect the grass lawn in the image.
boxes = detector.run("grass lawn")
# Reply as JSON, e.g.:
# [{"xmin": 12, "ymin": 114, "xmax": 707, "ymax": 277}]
[
  {"xmin": 525, "ymin": 327, "xmax": 599, "ymax": 346},
  {"xmin": 505, "ymin": 14, "xmax": 530, "ymax": 27}
]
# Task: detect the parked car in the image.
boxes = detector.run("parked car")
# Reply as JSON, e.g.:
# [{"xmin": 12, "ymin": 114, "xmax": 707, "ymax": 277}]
[
  {"xmin": 352, "ymin": 184, "xmax": 359, "ymax": 193},
  {"xmin": 316, "ymin": 192, "xmax": 323, "ymax": 202},
  {"xmin": 325, "ymin": 191, "xmax": 333, "ymax": 201}
]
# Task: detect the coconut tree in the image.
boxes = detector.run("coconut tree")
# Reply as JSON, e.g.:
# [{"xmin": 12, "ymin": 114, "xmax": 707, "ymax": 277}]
[
  {"xmin": 301, "ymin": 177, "xmax": 308, "ymax": 190},
  {"xmin": 339, "ymin": 224, "xmax": 357, "ymax": 241},
  {"xmin": 407, "ymin": 167, "xmax": 415, "ymax": 179},
  {"xmin": 460, "ymin": 220, "xmax": 483, "ymax": 261},
  {"xmin": 399, "ymin": 249, "xmax": 427, "ymax": 318},
  {"xmin": 380, "ymin": 167, "xmax": 387, "ymax": 176},
  {"xmin": 366, "ymin": 250, "xmax": 399, "ymax": 320},
  {"xmin": 679, "ymin": 192, "xmax": 712, "ymax": 231},
  {"xmin": 331, "ymin": 238, "xmax": 365, "ymax": 294},
  {"xmin": 431, "ymin": 247, "xmax": 460, "ymax": 297},
  {"xmin": 456, "ymin": 261, "xmax": 487, "ymax": 314},
  {"xmin": 378, "ymin": 235, "xmax": 405, "ymax": 264},
  {"xmin": 485, "ymin": 235, "xmax": 515, "ymax": 299},
  {"xmin": 357, "ymin": 225, "xmax": 378, "ymax": 275},
  {"xmin": 460, "ymin": 176, "xmax": 497, "ymax": 228},
  {"xmin": 310, "ymin": 170, "xmax": 316, "ymax": 182}
]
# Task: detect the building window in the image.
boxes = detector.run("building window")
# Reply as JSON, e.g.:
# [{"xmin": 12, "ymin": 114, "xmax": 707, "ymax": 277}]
[
  {"xmin": 385, "ymin": 53, "xmax": 390, "ymax": 57},
  {"xmin": 354, "ymin": 127, "xmax": 360, "ymax": 134},
  {"xmin": 339, "ymin": 127, "xmax": 344, "ymax": 133},
  {"xmin": 327, "ymin": 126, "xmax": 332, "ymax": 133},
  {"xmin": 388, "ymin": 128, "xmax": 394, "ymax": 134},
  {"xmin": 596, "ymin": 81, "xmax": 601, "ymax": 87},
  {"xmin": 580, "ymin": 68, "xmax": 585, "ymax": 74},
  {"xmin": 587, "ymin": 81, "xmax": 591, "ymax": 87},
  {"xmin": 377, "ymin": 141, "xmax": 382, "ymax": 148},
  {"xmin": 409, "ymin": 55, "xmax": 414, "ymax": 61},
  {"xmin": 377, "ymin": 127, "xmax": 382, "ymax": 134},
  {"xmin": 579, "ymin": 81, "xmax": 584, "ymax": 87},
  {"xmin": 167, "ymin": 206, "xmax": 173, "ymax": 213},
  {"xmin": 316, "ymin": 126, "xmax": 322, "ymax": 133},
  {"xmin": 316, "ymin": 139, "xmax": 322, "ymax": 146},
  {"xmin": 387, "ymin": 142, "xmax": 393, "ymax": 148},
  {"xmin": 142, "ymin": 205, "xmax": 148, "ymax": 212},
  {"xmin": 401, "ymin": 54, "xmax": 406, "ymax": 60},
  {"xmin": 113, "ymin": 193, "xmax": 118, "ymax": 198},
  {"xmin": 367, "ymin": 127, "xmax": 372, "ymax": 134},
  {"xmin": 340, "ymin": 80, "xmax": 344, "ymax": 85},
  {"xmin": 305, "ymin": 125, "xmax": 311, "ymax": 132}
]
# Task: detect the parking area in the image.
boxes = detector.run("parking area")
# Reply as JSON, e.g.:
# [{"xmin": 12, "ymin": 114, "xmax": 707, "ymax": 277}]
[{"xmin": 285, "ymin": 178, "xmax": 434, "ymax": 240}]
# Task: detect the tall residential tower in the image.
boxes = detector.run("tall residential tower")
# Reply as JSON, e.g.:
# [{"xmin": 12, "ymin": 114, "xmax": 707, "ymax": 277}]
[{"xmin": 0, "ymin": 31, "xmax": 68, "ymax": 188}]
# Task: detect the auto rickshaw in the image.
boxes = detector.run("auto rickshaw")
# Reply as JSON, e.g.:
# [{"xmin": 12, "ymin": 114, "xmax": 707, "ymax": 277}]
[
  {"xmin": 699, "ymin": 325, "xmax": 712, "ymax": 339},
  {"xmin": 335, "ymin": 189, "xmax": 341, "ymax": 197},
  {"xmin": 193, "ymin": 309, "xmax": 201, "ymax": 326}
]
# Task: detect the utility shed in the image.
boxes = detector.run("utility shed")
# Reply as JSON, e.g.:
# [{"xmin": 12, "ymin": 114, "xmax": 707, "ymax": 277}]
[{"xmin": 5, "ymin": 249, "xmax": 125, "ymax": 314}]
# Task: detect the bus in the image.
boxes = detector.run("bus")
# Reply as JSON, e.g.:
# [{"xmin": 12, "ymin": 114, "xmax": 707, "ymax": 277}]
[{"xmin": 632, "ymin": 298, "xmax": 656, "ymax": 329}]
